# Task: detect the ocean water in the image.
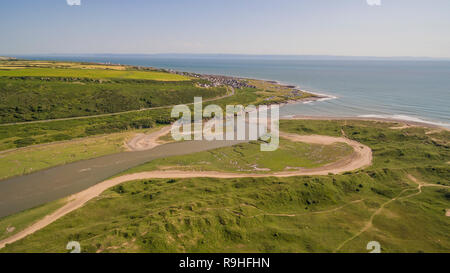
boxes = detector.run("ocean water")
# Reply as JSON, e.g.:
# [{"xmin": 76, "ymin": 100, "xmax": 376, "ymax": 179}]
[{"xmin": 18, "ymin": 55, "xmax": 450, "ymax": 127}]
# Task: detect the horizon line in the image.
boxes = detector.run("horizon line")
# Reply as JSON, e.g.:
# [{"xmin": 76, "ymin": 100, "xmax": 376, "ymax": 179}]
[{"xmin": 3, "ymin": 53, "xmax": 450, "ymax": 61}]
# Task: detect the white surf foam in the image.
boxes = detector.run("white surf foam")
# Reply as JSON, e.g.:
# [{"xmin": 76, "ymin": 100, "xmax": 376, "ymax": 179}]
[{"xmin": 358, "ymin": 114, "xmax": 450, "ymax": 128}]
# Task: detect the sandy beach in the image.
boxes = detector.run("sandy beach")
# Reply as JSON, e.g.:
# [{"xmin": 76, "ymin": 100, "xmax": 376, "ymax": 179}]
[{"xmin": 282, "ymin": 115, "xmax": 450, "ymax": 130}]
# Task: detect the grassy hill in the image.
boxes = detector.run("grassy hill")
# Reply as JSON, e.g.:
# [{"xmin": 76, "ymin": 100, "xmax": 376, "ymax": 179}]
[
  {"xmin": 0, "ymin": 81, "xmax": 261, "ymax": 151},
  {"xmin": 0, "ymin": 61, "xmax": 230, "ymax": 123},
  {"xmin": 0, "ymin": 77, "xmax": 225, "ymax": 123}
]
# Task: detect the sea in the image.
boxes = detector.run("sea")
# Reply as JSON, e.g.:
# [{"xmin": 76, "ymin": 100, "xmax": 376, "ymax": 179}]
[{"xmin": 15, "ymin": 54, "xmax": 450, "ymax": 128}]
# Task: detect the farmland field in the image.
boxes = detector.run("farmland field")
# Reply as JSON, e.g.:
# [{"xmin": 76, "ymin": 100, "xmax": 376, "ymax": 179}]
[{"xmin": 0, "ymin": 67, "xmax": 190, "ymax": 81}]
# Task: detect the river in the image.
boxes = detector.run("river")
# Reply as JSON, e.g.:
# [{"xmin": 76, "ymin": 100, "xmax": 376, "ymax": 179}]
[{"xmin": 0, "ymin": 139, "xmax": 245, "ymax": 218}]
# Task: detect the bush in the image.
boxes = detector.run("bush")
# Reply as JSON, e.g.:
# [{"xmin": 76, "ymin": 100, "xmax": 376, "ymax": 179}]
[
  {"xmin": 14, "ymin": 137, "xmax": 35, "ymax": 147},
  {"xmin": 51, "ymin": 133, "xmax": 71, "ymax": 141},
  {"xmin": 155, "ymin": 116, "xmax": 173, "ymax": 124},
  {"xmin": 131, "ymin": 118, "xmax": 154, "ymax": 129}
]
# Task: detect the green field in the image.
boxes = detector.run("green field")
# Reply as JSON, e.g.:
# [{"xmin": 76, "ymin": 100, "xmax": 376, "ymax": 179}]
[
  {"xmin": 0, "ymin": 128, "xmax": 159, "ymax": 180},
  {"xmin": 0, "ymin": 67, "xmax": 189, "ymax": 81},
  {"xmin": 280, "ymin": 119, "xmax": 450, "ymax": 171},
  {"xmin": 0, "ymin": 198, "xmax": 67, "ymax": 242},
  {"xmin": 1, "ymin": 120, "xmax": 448, "ymax": 253},
  {"xmin": 123, "ymin": 138, "xmax": 353, "ymax": 174}
]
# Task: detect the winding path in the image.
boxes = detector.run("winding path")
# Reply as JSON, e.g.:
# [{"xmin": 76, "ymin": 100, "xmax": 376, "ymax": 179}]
[
  {"xmin": 334, "ymin": 174, "xmax": 450, "ymax": 252},
  {"xmin": 0, "ymin": 131, "xmax": 372, "ymax": 249}
]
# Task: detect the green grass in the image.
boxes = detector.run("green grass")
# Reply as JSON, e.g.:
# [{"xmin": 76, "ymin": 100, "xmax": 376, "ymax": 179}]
[
  {"xmin": 280, "ymin": 119, "xmax": 450, "ymax": 172},
  {"xmin": 0, "ymin": 198, "xmax": 67, "ymax": 241},
  {"xmin": 0, "ymin": 59, "xmax": 300, "ymax": 150},
  {"xmin": 0, "ymin": 128, "xmax": 155, "ymax": 180},
  {"xmin": 0, "ymin": 109, "xmax": 166, "ymax": 151},
  {"xmin": 122, "ymin": 138, "xmax": 353, "ymax": 174},
  {"xmin": 0, "ymin": 60, "xmax": 448, "ymax": 253},
  {"xmin": 0, "ymin": 85, "xmax": 258, "ymax": 151},
  {"xmin": 0, "ymin": 67, "xmax": 189, "ymax": 81},
  {"xmin": 246, "ymin": 79, "xmax": 317, "ymax": 105},
  {"xmin": 1, "ymin": 120, "xmax": 448, "ymax": 253},
  {"xmin": 0, "ymin": 77, "xmax": 226, "ymax": 123},
  {"xmin": 2, "ymin": 170, "xmax": 448, "ymax": 253},
  {"xmin": 341, "ymin": 185, "xmax": 450, "ymax": 253}
]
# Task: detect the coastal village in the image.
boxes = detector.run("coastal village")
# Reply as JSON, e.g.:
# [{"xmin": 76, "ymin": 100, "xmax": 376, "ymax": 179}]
[
  {"xmin": 165, "ymin": 68, "xmax": 322, "ymax": 103},
  {"xmin": 167, "ymin": 69, "xmax": 257, "ymax": 89}
]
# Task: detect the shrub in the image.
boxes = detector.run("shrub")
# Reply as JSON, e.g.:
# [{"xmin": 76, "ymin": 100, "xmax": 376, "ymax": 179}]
[{"xmin": 14, "ymin": 137, "xmax": 35, "ymax": 147}]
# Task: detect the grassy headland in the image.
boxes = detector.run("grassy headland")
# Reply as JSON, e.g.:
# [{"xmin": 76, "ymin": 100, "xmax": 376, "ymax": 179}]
[
  {"xmin": 0, "ymin": 60, "xmax": 305, "ymax": 151},
  {"xmin": 0, "ymin": 61, "xmax": 232, "ymax": 123}
]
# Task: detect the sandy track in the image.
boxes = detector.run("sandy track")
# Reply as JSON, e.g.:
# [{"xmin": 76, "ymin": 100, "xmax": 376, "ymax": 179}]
[
  {"xmin": 125, "ymin": 126, "xmax": 172, "ymax": 151},
  {"xmin": 0, "ymin": 132, "xmax": 372, "ymax": 249}
]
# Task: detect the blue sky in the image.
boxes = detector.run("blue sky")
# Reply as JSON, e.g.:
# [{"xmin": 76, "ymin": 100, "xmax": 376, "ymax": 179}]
[{"xmin": 1, "ymin": 0, "xmax": 449, "ymax": 57}]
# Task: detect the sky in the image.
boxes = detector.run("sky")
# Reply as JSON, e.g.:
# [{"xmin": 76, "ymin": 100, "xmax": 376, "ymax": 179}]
[{"xmin": 1, "ymin": 0, "xmax": 450, "ymax": 58}]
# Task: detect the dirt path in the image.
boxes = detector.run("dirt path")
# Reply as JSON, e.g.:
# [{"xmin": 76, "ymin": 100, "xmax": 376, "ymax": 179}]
[
  {"xmin": 279, "ymin": 132, "xmax": 372, "ymax": 175},
  {"xmin": 334, "ymin": 174, "xmax": 450, "ymax": 252},
  {"xmin": 125, "ymin": 126, "xmax": 172, "ymax": 151},
  {"xmin": 0, "ymin": 132, "xmax": 372, "ymax": 249},
  {"xmin": 389, "ymin": 124, "xmax": 416, "ymax": 130},
  {"xmin": 247, "ymin": 199, "xmax": 365, "ymax": 219}
]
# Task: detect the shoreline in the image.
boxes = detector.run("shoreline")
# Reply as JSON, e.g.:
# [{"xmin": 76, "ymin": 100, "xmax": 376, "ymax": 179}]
[
  {"xmin": 3, "ymin": 58, "xmax": 447, "ymax": 130},
  {"xmin": 260, "ymin": 78, "xmax": 337, "ymax": 101},
  {"xmin": 165, "ymin": 68, "xmax": 337, "ymax": 106},
  {"xmin": 261, "ymin": 81, "xmax": 449, "ymax": 130},
  {"xmin": 282, "ymin": 115, "xmax": 450, "ymax": 130}
]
